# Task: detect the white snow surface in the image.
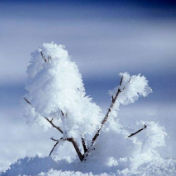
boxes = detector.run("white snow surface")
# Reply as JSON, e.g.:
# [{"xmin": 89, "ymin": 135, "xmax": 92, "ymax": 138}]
[
  {"xmin": 3, "ymin": 42, "xmax": 176, "ymax": 176},
  {"xmin": 2, "ymin": 155, "xmax": 176, "ymax": 176}
]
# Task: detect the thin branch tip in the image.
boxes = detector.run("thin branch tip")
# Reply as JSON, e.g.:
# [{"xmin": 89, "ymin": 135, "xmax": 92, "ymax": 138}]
[
  {"xmin": 24, "ymin": 98, "xmax": 31, "ymax": 105},
  {"xmin": 128, "ymin": 125, "xmax": 147, "ymax": 138}
]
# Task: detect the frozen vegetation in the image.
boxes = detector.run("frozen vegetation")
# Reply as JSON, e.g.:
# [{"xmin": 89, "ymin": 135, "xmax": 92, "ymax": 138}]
[{"xmin": 2, "ymin": 43, "xmax": 176, "ymax": 176}]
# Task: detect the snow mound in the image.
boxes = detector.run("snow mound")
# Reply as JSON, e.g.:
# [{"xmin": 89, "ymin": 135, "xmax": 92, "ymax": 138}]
[{"xmin": 2, "ymin": 156, "xmax": 176, "ymax": 176}]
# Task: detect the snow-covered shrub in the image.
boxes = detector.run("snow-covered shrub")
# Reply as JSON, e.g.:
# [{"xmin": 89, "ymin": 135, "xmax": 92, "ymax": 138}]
[{"xmin": 23, "ymin": 42, "xmax": 167, "ymax": 169}]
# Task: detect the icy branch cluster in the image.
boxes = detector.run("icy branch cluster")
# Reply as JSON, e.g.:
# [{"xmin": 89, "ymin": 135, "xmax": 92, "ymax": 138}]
[
  {"xmin": 23, "ymin": 43, "xmax": 168, "ymax": 172},
  {"xmin": 108, "ymin": 72, "xmax": 152, "ymax": 131}
]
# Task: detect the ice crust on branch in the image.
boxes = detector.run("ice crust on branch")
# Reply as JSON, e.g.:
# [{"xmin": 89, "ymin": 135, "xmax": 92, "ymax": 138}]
[
  {"xmin": 109, "ymin": 72, "xmax": 152, "ymax": 106},
  {"xmin": 23, "ymin": 43, "xmax": 103, "ymax": 140},
  {"xmin": 108, "ymin": 72, "xmax": 152, "ymax": 131}
]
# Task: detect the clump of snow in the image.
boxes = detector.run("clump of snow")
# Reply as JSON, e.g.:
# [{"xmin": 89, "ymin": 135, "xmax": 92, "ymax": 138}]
[
  {"xmin": 109, "ymin": 72, "xmax": 152, "ymax": 118},
  {"xmin": 23, "ymin": 42, "xmax": 103, "ymax": 141},
  {"xmin": 130, "ymin": 121, "xmax": 167, "ymax": 169},
  {"xmin": 108, "ymin": 72, "xmax": 152, "ymax": 131}
]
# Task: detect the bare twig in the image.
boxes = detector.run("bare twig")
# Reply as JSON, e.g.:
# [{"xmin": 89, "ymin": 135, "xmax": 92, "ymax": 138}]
[
  {"xmin": 40, "ymin": 51, "xmax": 47, "ymax": 62},
  {"xmin": 45, "ymin": 117, "xmax": 63, "ymax": 134},
  {"xmin": 49, "ymin": 138, "xmax": 64, "ymax": 156},
  {"xmin": 24, "ymin": 98, "xmax": 31, "ymax": 105},
  {"xmin": 50, "ymin": 137, "xmax": 60, "ymax": 142},
  {"xmin": 128, "ymin": 125, "xmax": 147, "ymax": 138},
  {"xmin": 49, "ymin": 141, "xmax": 59, "ymax": 156}
]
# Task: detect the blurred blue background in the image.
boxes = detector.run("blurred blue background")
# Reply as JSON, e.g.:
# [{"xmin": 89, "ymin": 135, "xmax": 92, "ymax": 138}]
[{"xmin": 0, "ymin": 0, "xmax": 176, "ymax": 172}]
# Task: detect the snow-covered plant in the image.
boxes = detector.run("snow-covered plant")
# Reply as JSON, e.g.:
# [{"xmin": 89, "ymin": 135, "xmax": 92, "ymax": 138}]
[{"xmin": 23, "ymin": 42, "xmax": 166, "ymax": 165}]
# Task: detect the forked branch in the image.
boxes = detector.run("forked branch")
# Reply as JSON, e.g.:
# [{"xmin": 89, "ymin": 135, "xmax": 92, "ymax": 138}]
[
  {"xmin": 49, "ymin": 136, "xmax": 84, "ymax": 161},
  {"xmin": 45, "ymin": 117, "xmax": 63, "ymax": 134},
  {"xmin": 24, "ymin": 97, "xmax": 84, "ymax": 161},
  {"xmin": 67, "ymin": 137, "xmax": 84, "ymax": 161},
  {"xmin": 49, "ymin": 137, "xmax": 64, "ymax": 156}
]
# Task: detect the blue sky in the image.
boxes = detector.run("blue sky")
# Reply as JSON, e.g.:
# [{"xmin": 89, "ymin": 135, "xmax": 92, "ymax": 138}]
[
  {"xmin": 0, "ymin": 0, "xmax": 176, "ymax": 172},
  {"xmin": 0, "ymin": 0, "xmax": 176, "ymax": 105}
]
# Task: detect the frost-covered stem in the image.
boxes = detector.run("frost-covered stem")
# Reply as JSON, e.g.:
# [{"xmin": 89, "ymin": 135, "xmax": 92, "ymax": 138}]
[
  {"xmin": 45, "ymin": 117, "xmax": 63, "ymax": 134},
  {"xmin": 49, "ymin": 137, "xmax": 84, "ymax": 161},
  {"xmin": 49, "ymin": 137, "xmax": 83, "ymax": 158},
  {"xmin": 24, "ymin": 97, "xmax": 92, "ymax": 162},
  {"xmin": 24, "ymin": 98, "xmax": 63, "ymax": 134},
  {"xmin": 46, "ymin": 118, "xmax": 84, "ymax": 161},
  {"xmin": 24, "ymin": 98, "xmax": 85, "ymax": 159},
  {"xmin": 81, "ymin": 137, "xmax": 87, "ymax": 153},
  {"xmin": 49, "ymin": 134, "xmax": 84, "ymax": 161},
  {"xmin": 128, "ymin": 125, "xmax": 147, "ymax": 138},
  {"xmin": 67, "ymin": 138, "xmax": 84, "ymax": 161},
  {"xmin": 44, "ymin": 117, "xmax": 84, "ymax": 161},
  {"xmin": 91, "ymin": 76, "xmax": 124, "ymax": 147}
]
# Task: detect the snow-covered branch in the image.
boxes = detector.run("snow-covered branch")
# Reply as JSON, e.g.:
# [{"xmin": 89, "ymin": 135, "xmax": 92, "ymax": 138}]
[
  {"xmin": 91, "ymin": 76, "xmax": 124, "ymax": 147},
  {"xmin": 23, "ymin": 42, "xmax": 154, "ymax": 163}
]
